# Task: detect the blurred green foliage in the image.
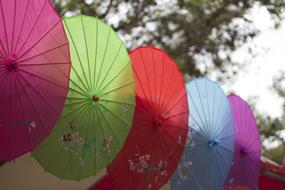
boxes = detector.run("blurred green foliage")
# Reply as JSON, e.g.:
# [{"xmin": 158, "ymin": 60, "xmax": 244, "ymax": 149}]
[{"xmin": 51, "ymin": 0, "xmax": 285, "ymax": 163}]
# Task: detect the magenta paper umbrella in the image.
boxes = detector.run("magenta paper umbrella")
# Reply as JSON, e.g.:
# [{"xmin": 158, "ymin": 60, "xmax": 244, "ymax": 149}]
[
  {"xmin": 221, "ymin": 94, "xmax": 261, "ymax": 190},
  {"xmin": 0, "ymin": 0, "xmax": 71, "ymax": 161}
]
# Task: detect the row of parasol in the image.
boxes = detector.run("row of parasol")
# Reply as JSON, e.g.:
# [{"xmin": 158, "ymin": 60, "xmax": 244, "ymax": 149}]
[{"xmin": 0, "ymin": 0, "xmax": 279, "ymax": 189}]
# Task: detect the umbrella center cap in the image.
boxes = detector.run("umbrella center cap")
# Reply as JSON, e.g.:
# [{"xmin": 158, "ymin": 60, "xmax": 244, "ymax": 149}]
[
  {"xmin": 240, "ymin": 148, "xmax": 247, "ymax": 155},
  {"xmin": 208, "ymin": 139, "xmax": 219, "ymax": 148},
  {"xmin": 92, "ymin": 95, "xmax": 99, "ymax": 102},
  {"xmin": 153, "ymin": 117, "xmax": 163, "ymax": 128},
  {"xmin": 4, "ymin": 55, "xmax": 18, "ymax": 72}
]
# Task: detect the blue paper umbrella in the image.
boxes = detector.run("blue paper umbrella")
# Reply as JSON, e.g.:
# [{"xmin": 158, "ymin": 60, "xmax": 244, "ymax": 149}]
[{"xmin": 170, "ymin": 78, "xmax": 235, "ymax": 190}]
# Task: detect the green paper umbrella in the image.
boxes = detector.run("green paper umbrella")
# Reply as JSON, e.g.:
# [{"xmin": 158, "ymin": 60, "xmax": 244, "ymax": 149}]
[{"xmin": 32, "ymin": 15, "xmax": 135, "ymax": 180}]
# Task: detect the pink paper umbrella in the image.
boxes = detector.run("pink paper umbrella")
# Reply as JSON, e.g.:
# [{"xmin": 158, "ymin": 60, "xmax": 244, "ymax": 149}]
[
  {"xmin": 0, "ymin": 0, "xmax": 71, "ymax": 161},
  {"xmin": 222, "ymin": 94, "xmax": 261, "ymax": 190}
]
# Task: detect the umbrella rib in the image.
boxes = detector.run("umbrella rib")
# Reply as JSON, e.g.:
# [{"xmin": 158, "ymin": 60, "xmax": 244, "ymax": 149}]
[
  {"xmin": 17, "ymin": 19, "xmax": 62, "ymax": 60},
  {"xmin": 214, "ymin": 108, "xmax": 233, "ymax": 139},
  {"xmin": 213, "ymin": 149, "xmax": 226, "ymax": 189},
  {"xmin": 7, "ymin": 73, "xmax": 16, "ymax": 160},
  {"xmin": 99, "ymin": 62, "xmax": 129, "ymax": 93},
  {"xmin": 244, "ymin": 136, "xmax": 260, "ymax": 151},
  {"xmin": 63, "ymin": 19, "xmax": 91, "ymax": 91},
  {"xmin": 45, "ymin": 102, "xmax": 90, "ymax": 173},
  {"xmin": 159, "ymin": 63, "xmax": 175, "ymax": 113},
  {"xmin": 18, "ymin": 68, "xmax": 68, "ymax": 90},
  {"xmin": 194, "ymin": 80, "xmax": 210, "ymax": 132},
  {"xmin": 187, "ymin": 89, "xmax": 207, "ymax": 128},
  {"xmin": 20, "ymin": 61, "xmax": 70, "ymax": 66},
  {"xmin": 215, "ymin": 116, "xmax": 234, "ymax": 140},
  {"xmin": 69, "ymin": 64, "xmax": 89, "ymax": 93},
  {"xmin": 17, "ymin": 42, "xmax": 69, "ymax": 64},
  {"xmin": 92, "ymin": 18, "xmax": 98, "ymax": 90},
  {"xmin": 66, "ymin": 96, "xmax": 87, "ymax": 101},
  {"xmin": 138, "ymin": 49, "xmax": 156, "ymax": 111},
  {"xmin": 10, "ymin": 0, "xmax": 17, "ymax": 54},
  {"xmin": 243, "ymin": 100, "xmax": 251, "ymax": 145},
  {"xmin": 163, "ymin": 93, "xmax": 187, "ymax": 116},
  {"xmin": 64, "ymin": 99, "xmax": 87, "ymax": 107},
  {"xmin": 94, "ymin": 108, "xmax": 112, "ymax": 164},
  {"xmin": 76, "ymin": 104, "xmax": 93, "ymax": 180},
  {"xmin": 150, "ymin": 48, "xmax": 157, "ymax": 115},
  {"xmin": 161, "ymin": 74, "xmax": 180, "ymax": 114},
  {"xmin": 0, "ymin": 45, "xmax": 5, "ymax": 60},
  {"xmin": 97, "ymin": 106, "xmax": 123, "ymax": 146},
  {"xmin": 188, "ymin": 129, "xmax": 208, "ymax": 142},
  {"xmin": 212, "ymin": 94, "xmax": 225, "ymax": 137},
  {"xmin": 131, "ymin": 64, "xmax": 154, "ymax": 111},
  {"xmin": 67, "ymin": 78, "xmax": 89, "ymax": 97},
  {"xmin": 14, "ymin": 74, "xmax": 50, "ymax": 133},
  {"xmin": 80, "ymin": 15, "xmax": 92, "ymax": 91},
  {"xmin": 59, "ymin": 102, "xmax": 88, "ymax": 119},
  {"xmin": 98, "ymin": 42, "xmax": 123, "ymax": 91},
  {"xmin": 95, "ymin": 27, "xmax": 111, "ymax": 90},
  {"xmin": 0, "ymin": 70, "xmax": 7, "ymax": 85},
  {"xmin": 32, "ymin": 102, "xmax": 89, "ymax": 154},
  {"xmin": 13, "ymin": 0, "xmax": 29, "ymax": 54},
  {"xmin": 164, "ymin": 125, "xmax": 188, "ymax": 132},
  {"xmin": 206, "ymin": 80, "xmax": 212, "ymax": 137},
  {"xmin": 16, "ymin": 0, "xmax": 48, "ymax": 57},
  {"xmin": 17, "ymin": 72, "xmax": 60, "ymax": 114},
  {"xmin": 101, "ymin": 80, "xmax": 135, "ymax": 96},
  {"xmin": 157, "ymin": 51, "xmax": 165, "ymax": 113},
  {"xmin": 15, "ymin": 72, "xmax": 35, "ymax": 157},
  {"xmin": 164, "ymin": 111, "xmax": 189, "ymax": 121},
  {"xmin": 98, "ymin": 104, "xmax": 130, "ymax": 126},
  {"xmin": 189, "ymin": 114, "xmax": 208, "ymax": 138},
  {"xmin": 90, "ymin": 106, "xmax": 97, "ymax": 173},
  {"xmin": 218, "ymin": 143, "xmax": 234, "ymax": 152},
  {"xmin": 99, "ymin": 98, "xmax": 135, "ymax": 105},
  {"xmin": 0, "ymin": 35, "xmax": 7, "ymax": 58},
  {"xmin": 0, "ymin": 0, "xmax": 10, "ymax": 55}
]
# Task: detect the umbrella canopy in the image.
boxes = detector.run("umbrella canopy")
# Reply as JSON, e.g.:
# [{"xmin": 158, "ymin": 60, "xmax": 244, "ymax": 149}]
[
  {"xmin": 170, "ymin": 78, "xmax": 235, "ymax": 190},
  {"xmin": 106, "ymin": 46, "xmax": 189, "ymax": 190},
  {"xmin": 221, "ymin": 94, "xmax": 261, "ymax": 190},
  {"xmin": 0, "ymin": 0, "xmax": 70, "ymax": 161},
  {"xmin": 259, "ymin": 175, "xmax": 285, "ymax": 190},
  {"xmin": 32, "ymin": 15, "xmax": 135, "ymax": 180}
]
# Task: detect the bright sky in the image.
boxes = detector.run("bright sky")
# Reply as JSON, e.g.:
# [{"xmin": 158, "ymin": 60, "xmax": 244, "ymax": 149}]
[{"xmin": 221, "ymin": 5, "xmax": 285, "ymax": 119}]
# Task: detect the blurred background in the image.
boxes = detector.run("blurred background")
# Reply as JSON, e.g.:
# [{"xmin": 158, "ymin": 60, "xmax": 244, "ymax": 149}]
[{"xmin": 1, "ymin": 0, "xmax": 285, "ymax": 189}]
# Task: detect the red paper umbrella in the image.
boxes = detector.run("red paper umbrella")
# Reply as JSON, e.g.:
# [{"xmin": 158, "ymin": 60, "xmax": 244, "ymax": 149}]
[
  {"xmin": 259, "ymin": 175, "xmax": 285, "ymax": 190},
  {"xmin": 0, "ymin": 0, "xmax": 70, "ymax": 161},
  {"xmin": 107, "ymin": 46, "xmax": 189, "ymax": 190}
]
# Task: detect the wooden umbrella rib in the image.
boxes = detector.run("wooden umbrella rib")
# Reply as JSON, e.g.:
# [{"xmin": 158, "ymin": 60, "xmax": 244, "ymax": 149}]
[
  {"xmin": 97, "ymin": 106, "xmax": 123, "ymax": 146},
  {"xmin": 10, "ymin": 0, "xmax": 17, "ymax": 55},
  {"xmin": 16, "ymin": 0, "xmax": 48, "ymax": 57},
  {"xmin": 17, "ymin": 72, "xmax": 60, "ymax": 115},
  {"xmin": 13, "ymin": 0, "xmax": 29, "ymax": 54},
  {"xmin": 80, "ymin": 15, "xmax": 92, "ymax": 91},
  {"xmin": 63, "ymin": 18, "xmax": 91, "ymax": 91},
  {"xmin": 99, "ymin": 62, "xmax": 130, "ymax": 92},
  {"xmin": 94, "ymin": 27, "xmax": 111, "ymax": 90},
  {"xmin": 97, "ymin": 42, "xmax": 123, "ymax": 91},
  {"xmin": 98, "ymin": 104, "xmax": 130, "ymax": 126},
  {"xmin": 0, "ymin": 0, "xmax": 10, "ymax": 55},
  {"xmin": 18, "ymin": 68, "xmax": 67, "ymax": 90},
  {"xmin": 18, "ymin": 42, "xmax": 69, "ymax": 64}
]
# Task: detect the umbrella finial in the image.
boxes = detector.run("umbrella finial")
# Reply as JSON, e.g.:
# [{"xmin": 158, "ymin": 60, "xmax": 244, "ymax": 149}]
[
  {"xmin": 208, "ymin": 139, "xmax": 219, "ymax": 148},
  {"xmin": 4, "ymin": 55, "xmax": 18, "ymax": 72},
  {"xmin": 92, "ymin": 95, "xmax": 99, "ymax": 102},
  {"xmin": 240, "ymin": 148, "xmax": 247, "ymax": 155}
]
